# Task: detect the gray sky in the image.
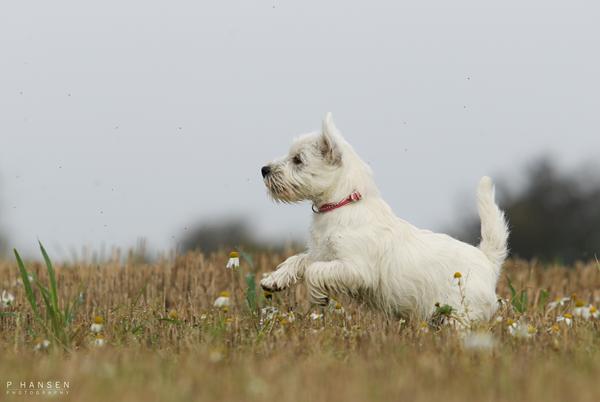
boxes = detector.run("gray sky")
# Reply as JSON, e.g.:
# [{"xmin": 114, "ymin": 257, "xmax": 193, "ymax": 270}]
[{"xmin": 1, "ymin": 1, "xmax": 599, "ymax": 258}]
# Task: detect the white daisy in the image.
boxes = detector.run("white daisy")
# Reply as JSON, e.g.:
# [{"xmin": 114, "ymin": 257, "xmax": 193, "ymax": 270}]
[
  {"xmin": 94, "ymin": 335, "xmax": 106, "ymax": 347},
  {"xmin": 328, "ymin": 299, "xmax": 345, "ymax": 314},
  {"xmin": 1, "ymin": 290, "xmax": 15, "ymax": 307},
  {"xmin": 547, "ymin": 297, "xmax": 571, "ymax": 311},
  {"xmin": 507, "ymin": 319, "xmax": 536, "ymax": 339},
  {"xmin": 90, "ymin": 316, "xmax": 104, "ymax": 333},
  {"xmin": 463, "ymin": 332, "xmax": 496, "ymax": 351},
  {"xmin": 33, "ymin": 338, "xmax": 51, "ymax": 351},
  {"xmin": 556, "ymin": 313, "xmax": 573, "ymax": 327},
  {"xmin": 574, "ymin": 304, "xmax": 599, "ymax": 320},
  {"xmin": 261, "ymin": 306, "xmax": 279, "ymax": 321},
  {"xmin": 282, "ymin": 312, "xmax": 295, "ymax": 323},
  {"xmin": 214, "ymin": 291, "xmax": 231, "ymax": 308},
  {"xmin": 226, "ymin": 251, "xmax": 240, "ymax": 269},
  {"xmin": 310, "ymin": 312, "xmax": 323, "ymax": 320}
]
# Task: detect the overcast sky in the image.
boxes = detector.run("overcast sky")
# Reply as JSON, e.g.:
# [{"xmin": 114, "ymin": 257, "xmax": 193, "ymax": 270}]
[{"xmin": 1, "ymin": 1, "xmax": 599, "ymax": 258}]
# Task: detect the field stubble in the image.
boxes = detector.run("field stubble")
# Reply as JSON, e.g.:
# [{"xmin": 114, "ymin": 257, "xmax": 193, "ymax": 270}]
[{"xmin": 0, "ymin": 249, "xmax": 599, "ymax": 402}]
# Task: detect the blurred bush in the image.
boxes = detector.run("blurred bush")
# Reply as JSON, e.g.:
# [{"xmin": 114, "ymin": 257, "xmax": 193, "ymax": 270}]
[
  {"xmin": 457, "ymin": 157, "xmax": 600, "ymax": 263},
  {"xmin": 179, "ymin": 218, "xmax": 298, "ymax": 254}
]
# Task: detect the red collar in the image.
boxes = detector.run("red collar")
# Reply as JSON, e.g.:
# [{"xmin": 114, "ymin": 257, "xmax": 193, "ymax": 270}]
[{"xmin": 312, "ymin": 191, "xmax": 363, "ymax": 214}]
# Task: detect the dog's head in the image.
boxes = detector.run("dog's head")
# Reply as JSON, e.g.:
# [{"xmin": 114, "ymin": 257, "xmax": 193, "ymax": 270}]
[{"xmin": 261, "ymin": 113, "xmax": 370, "ymax": 204}]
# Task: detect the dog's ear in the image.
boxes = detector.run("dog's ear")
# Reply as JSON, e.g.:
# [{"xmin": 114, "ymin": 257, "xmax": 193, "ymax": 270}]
[{"xmin": 320, "ymin": 112, "xmax": 342, "ymax": 165}]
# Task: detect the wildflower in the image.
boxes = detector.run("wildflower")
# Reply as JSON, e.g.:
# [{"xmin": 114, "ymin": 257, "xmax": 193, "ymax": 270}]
[
  {"xmin": 453, "ymin": 272, "xmax": 462, "ymax": 279},
  {"xmin": 282, "ymin": 311, "xmax": 295, "ymax": 323},
  {"xmin": 168, "ymin": 309, "xmax": 179, "ymax": 320},
  {"xmin": 226, "ymin": 251, "xmax": 240, "ymax": 269},
  {"xmin": 419, "ymin": 321, "xmax": 429, "ymax": 333},
  {"xmin": 214, "ymin": 291, "xmax": 230, "ymax": 308},
  {"xmin": 463, "ymin": 332, "xmax": 496, "ymax": 351},
  {"xmin": 94, "ymin": 334, "xmax": 106, "ymax": 347},
  {"xmin": 33, "ymin": 338, "xmax": 51, "ymax": 351},
  {"xmin": 14, "ymin": 274, "xmax": 34, "ymax": 287},
  {"xmin": 261, "ymin": 306, "xmax": 278, "ymax": 321},
  {"xmin": 507, "ymin": 319, "xmax": 536, "ymax": 339},
  {"xmin": 90, "ymin": 316, "xmax": 104, "ymax": 333},
  {"xmin": 200, "ymin": 314, "xmax": 208, "ymax": 320},
  {"xmin": 547, "ymin": 297, "xmax": 571, "ymax": 311},
  {"xmin": 574, "ymin": 304, "xmax": 599, "ymax": 320},
  {"xmin": 1, "ymin": 290, "xmax": 15, "ymax": 307},
  {"xmin": 328, "ymin": 299, "xmax": 345, "ymax": 314},
  {"xmin": 310, "ymin": 312, "xmax": 323, "ymax": 320},
  {"xmin": 556, "ymin": 313, "xmax": 573, "ymax": 327}
]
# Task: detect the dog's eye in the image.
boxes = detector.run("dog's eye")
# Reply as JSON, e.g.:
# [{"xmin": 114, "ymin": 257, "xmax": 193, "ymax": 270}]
[{"xmin": 292, "ymin": 155, "xmax": 303, "ymax": 165}]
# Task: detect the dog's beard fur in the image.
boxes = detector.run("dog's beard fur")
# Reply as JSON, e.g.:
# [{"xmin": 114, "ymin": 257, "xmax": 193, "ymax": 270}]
[
  {"xmin": 260, "ymin": 113, "xmax": 509, "ymax": 323},
  {"xmin": 263, "ymin": 168, "xmax": 307, "ymax": 203}
]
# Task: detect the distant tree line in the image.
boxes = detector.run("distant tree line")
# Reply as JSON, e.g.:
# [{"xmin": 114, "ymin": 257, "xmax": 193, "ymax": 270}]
[
  {"xmin": 179, "ymin": 218, "xmax": 299, "ymax": 254},
  {"xmin": 457, "ymin": 158, "xmax": 600, "ymax": 264}
]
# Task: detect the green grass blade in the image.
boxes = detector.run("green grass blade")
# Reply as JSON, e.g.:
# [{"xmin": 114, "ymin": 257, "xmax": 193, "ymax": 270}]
[
  {"xmin": 539, "ymin": 289, "xmax": 549, "ymax": 310},
  {"xmin": 14, "ymin": 249, "xmax": 40, "ymax": 318},
  {"xmin": 35, "ymin": 277, "xmax": 66, "ymax": 344},
  {"xmin": 245, "ymin": 273, "xmax": 257, "ymax": 312},
  {"xmin": 39, "ymin": 241, "xmax": 61, "ymax": 321}
]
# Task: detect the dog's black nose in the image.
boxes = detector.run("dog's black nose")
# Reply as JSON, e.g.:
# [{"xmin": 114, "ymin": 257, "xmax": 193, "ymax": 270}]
[{"xmin": 261, "ymin": 166, "xmax": 271, "ymax": 178}]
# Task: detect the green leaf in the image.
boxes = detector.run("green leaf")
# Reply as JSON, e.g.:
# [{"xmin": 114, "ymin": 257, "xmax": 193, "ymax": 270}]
[
  {"xmin": 539, "ymin": 289, "xmax": 549, "ymax": 310},
  {"xmin": 14, "ymin": 249, "xmax": 39, "ymax": 318},
  {"xmin": 245, "ymin": 273, "xmax": 257, "ymax": 312},
  {"xmin": 507, "ymin": 275, "xmax": 527, "ymax": 313},
  {"xmin": 39, "ymin": 241, "xmax": 61, "ymax": 321},
  {"xmin": 507, "ymin": 276, "xmax": 517, "ymax": 300},
  {"xmin": 239, "ymin": 250, "xmax": 255, "ymax": 271}
]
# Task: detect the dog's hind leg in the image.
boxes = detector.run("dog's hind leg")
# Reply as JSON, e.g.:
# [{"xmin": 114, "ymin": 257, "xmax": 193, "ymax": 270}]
[
  {"xmin": 304, "ymin": 260, "xmax": 364, "ymax": 306},
  {"xmin": 260, "ymin": 253, "xmax": 308, "ymax": 292}
]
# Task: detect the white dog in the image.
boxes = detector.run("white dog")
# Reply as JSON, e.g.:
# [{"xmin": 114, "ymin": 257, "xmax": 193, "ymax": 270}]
[{"xmin": 260, "ymin": 113, "xmax": 509, "ymax": 322}]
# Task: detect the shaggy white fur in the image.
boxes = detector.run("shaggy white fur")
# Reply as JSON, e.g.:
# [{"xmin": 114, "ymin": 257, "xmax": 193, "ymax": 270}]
[{"xmin": 260, "ymin": 113, "xmax": 509, "ymax": 322}]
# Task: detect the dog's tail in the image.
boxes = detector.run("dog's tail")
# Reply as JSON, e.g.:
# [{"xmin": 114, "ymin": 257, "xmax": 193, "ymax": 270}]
[{"xmin": 477, "ymin": 176, "xmax": 509, "ymax": 275}]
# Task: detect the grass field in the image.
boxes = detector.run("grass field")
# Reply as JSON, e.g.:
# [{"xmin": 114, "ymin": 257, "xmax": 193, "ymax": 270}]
[{"xmin": 1, "ymin": 248, "xmax": 599, "ymax": 402}]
